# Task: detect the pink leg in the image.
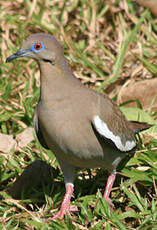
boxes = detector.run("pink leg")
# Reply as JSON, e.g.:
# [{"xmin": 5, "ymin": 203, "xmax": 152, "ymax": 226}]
[
  {"xmin": 103, "ymin": 172, "xmax": 116, "ymax": 209},
  {"xmin": 53, "ymin": 183, "xmax": 74, "ymax": 220}
]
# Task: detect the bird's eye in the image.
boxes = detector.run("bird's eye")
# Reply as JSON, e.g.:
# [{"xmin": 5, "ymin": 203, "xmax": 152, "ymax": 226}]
[
  {"xmin": 31, "ymin": 42, "xmax": 45, "ymax": 52},
  {"xmin": 34, "ymin": 42, "xmax": 42, "ymax": 50}
]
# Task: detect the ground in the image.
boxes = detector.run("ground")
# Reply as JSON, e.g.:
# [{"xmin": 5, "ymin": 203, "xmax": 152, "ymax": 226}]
[{"xmin": 0, "ymin": 0, "xmax": 157, "ymax": 229}]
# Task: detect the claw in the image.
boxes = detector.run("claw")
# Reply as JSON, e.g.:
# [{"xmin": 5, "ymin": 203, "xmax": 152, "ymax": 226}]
[
  {"xmin": 104, "ymin": 197, "xmax": 115, "ymax": 209},
  {"xmin": 52, "ymin": 209, "xmax": 72, "ymax": 220}
]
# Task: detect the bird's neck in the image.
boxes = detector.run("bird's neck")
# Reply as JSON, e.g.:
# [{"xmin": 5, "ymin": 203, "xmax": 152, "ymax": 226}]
[{"xmin": 38, "ymin": 60, "xmax": 79, "ymax": 102}]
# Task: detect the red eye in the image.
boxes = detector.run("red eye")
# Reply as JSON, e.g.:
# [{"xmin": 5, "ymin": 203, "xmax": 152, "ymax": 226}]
[
  {"xmin": 31, "ymin": 42, "xmax": 45, "ymax": 52},
  {"xmin": 34, "ymin": 42, "xmax": 42, "ymax": 50}
]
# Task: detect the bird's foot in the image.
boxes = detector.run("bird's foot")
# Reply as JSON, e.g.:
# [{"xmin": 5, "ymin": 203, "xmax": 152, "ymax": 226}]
[
  {"xmin": 103, "ymin": 171, "xmax": 116, "ymax": 210},
  {"xmin": 52, "ymin": 208, "xmax": 71, "ymax": 220},
  {"xmin": 104, "ymin": 196, "xmax": 115, "ymax": 209},
  {"xmin": 51, "ymin": 205, "xmax": 78, "ymax": 220},
  {"xmin": 49, "ymin": 183, "xmax": 76, "ymax": 220}
]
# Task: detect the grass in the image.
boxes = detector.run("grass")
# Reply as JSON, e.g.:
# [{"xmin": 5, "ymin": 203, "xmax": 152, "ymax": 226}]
[{"xmin": 0, "ymin": 0, "xmax": 157, "ymax": 229}]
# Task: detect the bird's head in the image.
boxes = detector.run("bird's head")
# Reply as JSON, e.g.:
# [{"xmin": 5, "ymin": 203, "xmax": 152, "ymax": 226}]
[{"xmin": 6, "ymin": 33, "xmax": 64, "ymax": 64}]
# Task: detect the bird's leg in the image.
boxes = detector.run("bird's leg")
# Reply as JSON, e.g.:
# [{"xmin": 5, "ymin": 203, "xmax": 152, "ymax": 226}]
[
  {"xmin": 53, "ymin": 183, "xmax": 74, "ymax": 219},
  {"xmin": 51, "ymin": 160, "xmax": 78, "ymax": 220},
  {"xmin": 103, "ymin": 171, "xmax": 116, "ymax": 208}
]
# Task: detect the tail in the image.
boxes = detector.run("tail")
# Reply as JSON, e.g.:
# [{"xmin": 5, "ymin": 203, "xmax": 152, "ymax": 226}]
[{"xmin": 129, "ymin": 121, "xmax": 153, "ymax": 134}]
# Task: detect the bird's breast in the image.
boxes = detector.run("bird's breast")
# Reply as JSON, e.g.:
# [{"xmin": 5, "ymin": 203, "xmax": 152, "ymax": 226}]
[{"xmin": 37, "ymin": 101, "xmax": 125, "ymax": 171}]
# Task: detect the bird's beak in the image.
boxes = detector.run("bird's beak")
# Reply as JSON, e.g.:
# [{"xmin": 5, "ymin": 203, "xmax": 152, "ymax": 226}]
[{"xmin": 6, "ymin": 49, "xmax": 31, "ymax": 63}]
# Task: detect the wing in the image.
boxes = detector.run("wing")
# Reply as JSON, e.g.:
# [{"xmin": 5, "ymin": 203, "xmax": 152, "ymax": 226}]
[
  {"xmin": 92, "ymin": 94, "xmax": 137, "ymax": 152},
  {"xmin": 33, "ymin": 108, "xmax": 49, "ymax": 149}
]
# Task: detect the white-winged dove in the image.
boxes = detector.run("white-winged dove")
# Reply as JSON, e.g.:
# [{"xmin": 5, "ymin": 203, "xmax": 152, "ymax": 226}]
[{"xmin": 6, "ymin": 33, "xmax": 151, "ymax": 219}]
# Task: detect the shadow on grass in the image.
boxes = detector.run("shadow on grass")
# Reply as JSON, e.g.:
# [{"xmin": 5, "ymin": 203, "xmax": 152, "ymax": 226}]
[
  {"xmin": 6, "ymin": 160, "xmax": 110, "ymax": 203},
  {"xmin": 7, "ymin": 160, "xmax": 56, "ymax": 200}
]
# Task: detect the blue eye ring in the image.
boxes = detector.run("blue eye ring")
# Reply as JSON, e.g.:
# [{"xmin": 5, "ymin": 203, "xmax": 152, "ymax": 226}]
[{"xmin": 30, "ymin": 41, "xmax": 45, "ymax": 52}]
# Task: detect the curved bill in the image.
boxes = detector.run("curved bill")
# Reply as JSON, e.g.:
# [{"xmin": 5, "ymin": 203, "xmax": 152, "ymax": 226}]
[{"xmin": 6, "ymin": 49, "xmax": 30, "ymax": 63}]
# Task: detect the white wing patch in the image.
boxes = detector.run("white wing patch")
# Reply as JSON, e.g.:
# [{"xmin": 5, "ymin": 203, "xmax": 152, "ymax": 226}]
[{"xmin": 93, "ymin": 115, "xmax": 136, "ymax": 152}]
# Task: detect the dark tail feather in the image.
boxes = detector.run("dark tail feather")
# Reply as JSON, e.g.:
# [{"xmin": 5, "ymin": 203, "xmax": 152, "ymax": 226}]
[{"xmin": 129, "ymin": 121, "xmax": 153, "ymax": 134}]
